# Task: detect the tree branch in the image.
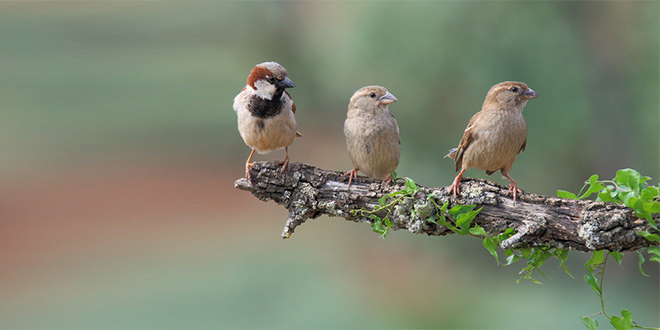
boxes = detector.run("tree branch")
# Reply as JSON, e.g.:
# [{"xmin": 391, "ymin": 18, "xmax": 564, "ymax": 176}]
[{"xmin": 234, "ymin": 161, "xmax": 659, "ymax": 252}]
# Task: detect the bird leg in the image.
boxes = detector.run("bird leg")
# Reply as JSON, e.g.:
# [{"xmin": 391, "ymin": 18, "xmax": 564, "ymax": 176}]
[
  {"xmin": 448, "ymin": 169, "xmax": 466, "ymax": 198},
  {"xmin": 382, "ymin": 174, "xmax": 394, "ymax": 186},
  {"xmin": 341, "ymin": 168, "xmax": 359, "ymax": 190},
  {"xmin": 275, "ymin": 147, "xmax": 291, "ymax": 174},
  {"xmin": 245, "ymin": 148, "xmax": 256, "ymax": 182},
  {"xmin": 503, "ymin": 174, "xmax": 522, "ymax": 201}
]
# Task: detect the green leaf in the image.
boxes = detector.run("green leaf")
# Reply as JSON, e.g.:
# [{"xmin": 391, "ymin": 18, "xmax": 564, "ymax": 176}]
[
  {"xmin": 378, "ymin": 194, "xmax": 388, "ymax": 206},
  {"xmin": 636, "ymin": 251, "xmax": 649, "ymax": 277},
  {"xmin": 496, "ymin": 228, "xmax": 516, "ymax": 244},
  {"xmin": 455, "ymin": 208, "xmax": 480, "ymax": 227},
  {"xmin": 580, "ymin": 315, "xmax": 599, "ymax": 330},
  {"xmin": 404, "ymin": 177, "xmax": 418, "ymax": 192},
  {"xmin": 560, "ymin": 264, "xmax": 574, "ymax": 278},
  {"xmin": 639, "ymin": 231, "xmax": 660, "ymax": 243},
  {"xmin": 643, "ymin": 200, "xmax": 660, "ymax": 213},
  {"xmin": 448, "ymin": 204, "xmax": 476, "ymax": 216},
  {"xmin": 609, "ymin": 309, "xmax": 633, "ymax": 330},
  {"xmin": 620, "ymin": 309, "xmax": 633, "ymax": 322},
  {"xmin": 579, "ymin": 175, "xmax": 605, "ymax": 199},
  {"xmin": 390, "ymin": 165, "xmax": 398, "ymax": 182},
  {"xmin": 615, "ymin": 168, "xmax": 642, "ymax": 193},
  {"xmin": 641, "ymin": 186, "xmax": 659, "ymax": 202},
  {"xmin": 597, "ymin": 189, "xmax": 618, "ymax": 203},
  {"xmin": 583, "ymin": 266, "xmax": 602, "ymax": 297},
  {"xmin": 554, "ymin": 249, "xmax": 574, "ymax": 278},
  {"xmin": 483, "ymin": 237, "xmax": 499, "ymax": 263},
  {"xmin": 370, "ymin": 215, "xmax": 384, "ymax": 235},
  {"xmin": 439, "ymin": 201, "xmax": 449, "ymax": 214},
  {"xmin": 557, "ymin": 190, "xmax": 578, "ymax": 199},
  {"xmin": 380, "ymin": 217, "xmax": 393, "ymax": 238},
  {"xmin": 619, "ymin": 192, "xmax": 634, "ymax": 206},
  {"xmin": 505, "ymin": 253, "xmax": 519, "ymax": 266},
  {"xmin": 555, "ymin": 249, "xmax": 568, "ymax": 264},
  {"xmin": 435, "ymin": 215, "xmax": 460, "ymax": 234},
  {"xmin": 469, "ymin": 225, "xmax": 487, "ymax": 236},
  {"xmin": 648, "ymin": 246, "xmax": 660, "ymax": 263},
  {"xmin": 389, "ymin": 188, "xmax": 411, "ymax": 197},
  {"xmin": 610, "ymin": 251, "xmax": 624, "ymax": 266},
  {"xmin": 457, "ymin": 207, "xmax": 482, "ymax": 236},
  {"xmin": 585, "ymin": 250, "xmax": 604, "ymax": 268},
  {"xmin": 519, "ymin": 248, "xmax": 532, "ymax": 258}
]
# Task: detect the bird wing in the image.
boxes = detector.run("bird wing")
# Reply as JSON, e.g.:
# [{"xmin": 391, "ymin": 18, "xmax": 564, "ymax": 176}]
[
  {"xmin": 520, "ymin": 137, "xmax": 526, "ymax": 154},
  {"xmin": 453, "ymin": 113, "xmax": 480, "ymax": 172},
  {"xmin": 233, "ymin": 87, "xmax": 247, "ymax": 112},
  {"xmin": 285, "ymin": 91, "xmax": 296, "ymax": 114},
  {"xmin": 389, "ymin": 112, "xmax": 401, "ymax": 146}
]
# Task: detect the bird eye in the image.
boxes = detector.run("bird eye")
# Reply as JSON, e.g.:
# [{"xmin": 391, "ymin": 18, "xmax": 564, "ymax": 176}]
[
  {"xmin": 369, "ymin": 92, "xmax": 377, "ymax": 98},
  {"xmin": 267, "ymin": 76, "xmax": 277, "ymax": 84},
  {"xmin": 511, "ymin": 86, "xmax": 519, "ymax": 92}
]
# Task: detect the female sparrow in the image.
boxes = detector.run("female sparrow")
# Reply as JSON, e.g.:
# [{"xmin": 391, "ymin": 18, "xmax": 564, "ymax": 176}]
[
  {"xmin": 343, "ymin": 86, "xmax": 401, "ymax": 189},
  {"xmin": 446, "ymin": 81, "xmax": 538, "ymax": 201}
]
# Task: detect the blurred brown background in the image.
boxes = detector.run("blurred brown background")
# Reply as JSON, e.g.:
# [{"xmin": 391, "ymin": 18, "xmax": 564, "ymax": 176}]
[{"xmin": 0, "ymin": 1, "xmax": 657, "ymax": 328}]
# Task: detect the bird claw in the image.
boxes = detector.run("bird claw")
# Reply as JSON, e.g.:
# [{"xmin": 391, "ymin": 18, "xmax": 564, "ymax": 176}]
[
  {"xmin": 449, "ymin": 180, "xmax": 460, "ymax": 198},
  {"xmin": 382, "ymin": 175, "xmax": 394, "ymax": 186},
  {"xmin": 505, "ymin": 185, "xmax": 523, "ymax": 202},
  {"xmin": 275, "ymin": 158, "xmax": 290, "ymax": 174},
  {"xmin": 342, "ymin": 169, "xmax": 359, "ymax": 190},
  {"xmin": 503, "ymin": 174, "xmax": 522, "ymax": 201},
  {"xmin": 245, "ymin": 162, "xmax": 255, "ymax": 182},
  {"xmin": 275, "ymin": 147, "xmax": 292, "ymax": 175},
  {"xmin": 448, "ymin": 170, "xmax": 465, "ymax": 199}
]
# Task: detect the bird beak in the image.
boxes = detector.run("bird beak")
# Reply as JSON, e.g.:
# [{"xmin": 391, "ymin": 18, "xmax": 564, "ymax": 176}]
[
  {"xmin": 379, "ymin": 91, "xmax": 398, "ymax": 105},
  {"xmin": 276, "ymin": 77, "xmax": 296, "ymax": 89},
  {"xmin": 523, "ymin": 88, "xmax": 539, "ymax": 99}
]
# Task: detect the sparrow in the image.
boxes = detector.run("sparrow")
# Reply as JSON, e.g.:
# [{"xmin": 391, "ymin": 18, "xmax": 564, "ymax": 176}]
[
  {"xmin": 233, "ymin": 61, "xmax": 302, "ymax": 181},
  {"xmin": 446, "ymin": 81, "xmax": 538, "ymax": 201},
  {"xmin": 343, "ymin": 85, "xmax": 401, "ymax": 189}
]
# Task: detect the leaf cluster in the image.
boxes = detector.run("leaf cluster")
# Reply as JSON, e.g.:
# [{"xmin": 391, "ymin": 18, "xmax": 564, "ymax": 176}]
[
  {"xmin": 557, "ymin": 169, "xmax": 659, "ymax": 330},
  {"xmin": 352, "ymin": 168, "xmax": 659, "ymax": 329},
  {"xmin": 350, "ymin": 175, "xmax": 421, "ymax": 238},
  {"xmin": 558, "ymin": 168, "xmax": 660, "ymax": 261}
]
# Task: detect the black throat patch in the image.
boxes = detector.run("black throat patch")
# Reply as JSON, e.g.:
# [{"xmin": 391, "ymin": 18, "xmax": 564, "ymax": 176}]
[{"xmin": 247, "ymin": 89, "xmax": 286, "ymax": 119}]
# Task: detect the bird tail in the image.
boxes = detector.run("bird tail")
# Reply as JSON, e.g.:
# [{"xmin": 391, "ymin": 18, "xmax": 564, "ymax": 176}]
[
  {"xmin": 295, "ymin": 131, "xmax": 303, "ymax": 138},
  {"xmin": 444, "ymin": 148, "xmax": 457, "ymax": 160}
]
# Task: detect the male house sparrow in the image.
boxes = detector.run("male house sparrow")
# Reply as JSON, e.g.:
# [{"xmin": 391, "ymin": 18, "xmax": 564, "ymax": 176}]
[
  {"xmin": 343, "ymin": 86, "xmax": 401, "ymax": 189},
  {"xmin": 233, "ymin": 61, "xmax": 302, "ymax": 181},
  {"xmin": 446, "ymin": 81, "xmax": 538, "ymax": 201}
]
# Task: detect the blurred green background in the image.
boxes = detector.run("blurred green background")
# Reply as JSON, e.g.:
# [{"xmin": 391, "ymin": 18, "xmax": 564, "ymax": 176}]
[{"xmin": 0, "ymin": 1, "xmax": 658, "ymax": 329}]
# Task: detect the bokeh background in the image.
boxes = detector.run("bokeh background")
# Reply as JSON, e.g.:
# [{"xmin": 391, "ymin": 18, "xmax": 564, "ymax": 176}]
[{"xmin": 0, "ymin": 1, "xmax": 658, "ymax": 329}]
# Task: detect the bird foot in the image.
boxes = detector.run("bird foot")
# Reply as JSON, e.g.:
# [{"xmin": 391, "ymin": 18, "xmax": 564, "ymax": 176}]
[
  {"xmin": 503, "ymin": 174, "xmax": 522, "ymax": 201},
  {"xmin": 342, "ymin": 169, "xmax": 359, "ymax": 190},
  {"xmin": 448, "ymin": 170, "xmax": 465, "ymax": 198},
  {"xmin": 449, "ymin": 178, "xmax": 461, "ymax": 198},
  {"xmin": 382, "ymin": 175, "xmax": 394, "ymax": 186},
  {"xmin": 245, "ymin": 161, "xmax": 255, "ymax": 182},
  {"xmin": 505, "ymin": 185, "xmax": 523, "ymax": 202},
  {"xmin": 275, "ymin": 157, "xmax": 290, "ymax": 174}
]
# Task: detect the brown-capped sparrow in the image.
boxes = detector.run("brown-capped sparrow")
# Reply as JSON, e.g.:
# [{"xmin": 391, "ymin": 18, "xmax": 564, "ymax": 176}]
[{"xmin": 233, "ymin": 61, "xmax": 302, "ymax": 181}]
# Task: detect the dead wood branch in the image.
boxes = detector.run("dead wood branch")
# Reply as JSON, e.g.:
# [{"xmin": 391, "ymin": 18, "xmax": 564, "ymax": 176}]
[{"xmin": 234, "ymin": 161, "xmax": 658, "ymax": 252}]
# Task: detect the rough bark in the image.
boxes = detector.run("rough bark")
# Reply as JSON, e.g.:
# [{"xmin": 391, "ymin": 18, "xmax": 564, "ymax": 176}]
[{"xmin": 234, "ymin": 161, "xmax": 659, "ymax": 252}]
